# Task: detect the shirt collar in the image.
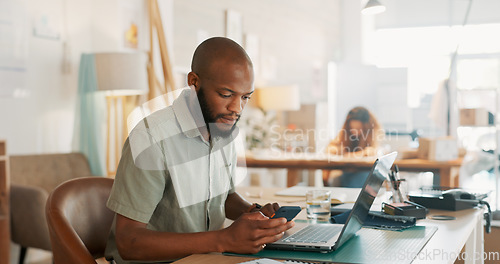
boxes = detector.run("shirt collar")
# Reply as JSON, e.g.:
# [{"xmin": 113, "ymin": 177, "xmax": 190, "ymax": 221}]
[{"xmin": 172, "ymin": 87, "xmax": 207, "ymax": 139}]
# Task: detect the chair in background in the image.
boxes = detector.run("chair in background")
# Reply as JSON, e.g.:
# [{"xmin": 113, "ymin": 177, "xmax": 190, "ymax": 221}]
[
  {"xmin": 45, "ymin": 177, "xmax": 114, "ymax": 264},
  {"xmin": 9, "ymin": 153, "xmax": 95, "ymax": 264}
]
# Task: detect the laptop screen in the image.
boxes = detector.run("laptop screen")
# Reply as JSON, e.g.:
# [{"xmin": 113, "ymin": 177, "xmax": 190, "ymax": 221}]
[{"xmin": 334, "ymin": 152, "xmax": 397, "ymax": 250}]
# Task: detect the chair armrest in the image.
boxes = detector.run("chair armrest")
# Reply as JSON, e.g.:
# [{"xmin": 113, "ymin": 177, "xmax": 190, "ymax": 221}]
[{"xmin": 10, "ymin": 184, "xmax": 52, "ymax": 250}]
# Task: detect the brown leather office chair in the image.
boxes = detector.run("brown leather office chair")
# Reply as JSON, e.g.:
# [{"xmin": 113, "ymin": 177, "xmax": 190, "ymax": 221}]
[
  {"xmin": 10, "ymin": 153, "xmax": 94, "ymax": 264},
  {"xmin": 46, "ymin": 177, "xmax": 114, "ymax": 264}
]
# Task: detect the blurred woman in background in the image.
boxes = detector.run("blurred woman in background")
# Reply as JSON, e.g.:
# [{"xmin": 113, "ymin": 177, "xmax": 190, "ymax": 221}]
[{"xmin": 323, "ymin": 106, "xmax": 384, "ymax": 187}]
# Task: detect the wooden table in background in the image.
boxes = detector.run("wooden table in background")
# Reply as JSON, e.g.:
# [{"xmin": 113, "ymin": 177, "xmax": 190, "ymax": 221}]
[{"xmin": 238, "ymin": 155, "xmax": 463, "ymax": 187}]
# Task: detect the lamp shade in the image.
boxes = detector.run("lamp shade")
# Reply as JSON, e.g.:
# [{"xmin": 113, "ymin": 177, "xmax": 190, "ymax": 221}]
[
  {"xmin": 256, "ymin": 85, "xmax": 300, "ymax": 111},
  {"xmin": 94, "ymin": 52, "xmax": 149, "ymax": 96},
  {"xmin": 362, "ymin": 0, "xmax": 386, "ymax": 15}
]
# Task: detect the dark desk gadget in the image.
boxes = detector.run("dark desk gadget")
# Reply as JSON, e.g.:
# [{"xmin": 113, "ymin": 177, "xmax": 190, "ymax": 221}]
[
  {"xmin": 382, "ymin": 201, "xmax": 427, "ymax": 219},
  {"xmin": 409, "ymin": 188, "xmax": 488, "ymax": 211},
  {"xmin": 388, "ymin": 165, "xmax": 405, "ymax": 203},
  {"xmin": 385, "ymin": 165, "xmax": 427, "ymax": 219},
  {"xmin": 270, "ymin": 206, "xmax": 302, "ymax": 222},
  {"xmin": 409, "ymin": 187, "xmax": 492, "ymax": 233}
]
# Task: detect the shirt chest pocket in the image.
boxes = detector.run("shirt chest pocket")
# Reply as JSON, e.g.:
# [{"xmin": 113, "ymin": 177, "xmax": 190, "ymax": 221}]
[
  {"xmin": 169, "ymin": 159, "xmax": 209, "ymax": 208},
  {"xmin": 211, "ymin": 161, "xmax": 232, "ymax": 198}
]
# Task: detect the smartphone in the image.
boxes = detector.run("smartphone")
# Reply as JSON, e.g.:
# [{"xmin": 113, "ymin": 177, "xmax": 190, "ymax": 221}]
[{"xmin": 270, "ymin": 206, "xmax": 301, "ymax": 222}]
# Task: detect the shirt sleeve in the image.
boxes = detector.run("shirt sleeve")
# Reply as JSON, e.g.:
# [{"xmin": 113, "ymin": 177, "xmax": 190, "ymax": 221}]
[{"xmin": 107, "ymin": 134, "xmax": 167, "ymax": 224}]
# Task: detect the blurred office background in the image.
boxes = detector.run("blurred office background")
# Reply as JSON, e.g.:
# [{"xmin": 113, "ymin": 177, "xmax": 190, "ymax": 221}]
[{"xmin": 2, "ymin": 0, "xmax": 500, "ymax": 263}]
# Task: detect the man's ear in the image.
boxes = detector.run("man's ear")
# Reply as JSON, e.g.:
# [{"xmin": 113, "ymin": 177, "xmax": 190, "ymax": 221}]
[{"xmin": 187, "ymin": 72, "xmax": 200, "ymax": 92}]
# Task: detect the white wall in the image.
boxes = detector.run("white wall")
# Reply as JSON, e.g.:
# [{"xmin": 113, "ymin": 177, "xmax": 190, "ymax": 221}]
[
  {"xmin": 172, "ymin": 0, "xmax": 341, "ymax": 104},
  {"xmin": 3, "ymin": 0, "xmax": 498, "ymax": 155},
  {"xmin": 333, "ymin": 0, "xmax": 408, "ymax": 133},
  {"xmin": 0, "ymin": 0, "xmax": 163, "ymax": 155},
  {"xmin": 0, "ymin": 0, "xmax": 91, "ymax": 154},
  {"xmin": 1, "ymin": 0, "xmax": 337, "ymax": 155},
  {"xmin": 377, "ymin": 0, "xmax": 500, "ymax": 29}
]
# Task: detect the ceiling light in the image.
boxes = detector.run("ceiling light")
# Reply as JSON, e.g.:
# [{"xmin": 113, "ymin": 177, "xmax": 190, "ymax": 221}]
[{"xmin": 362, "ymin": 0, "xmax": 386, "ymax": 15}]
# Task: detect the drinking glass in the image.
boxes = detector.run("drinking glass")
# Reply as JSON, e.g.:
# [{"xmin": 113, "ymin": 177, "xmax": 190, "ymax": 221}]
[{"xmin": 306, "ymin": 190, "xmax": 331, "ymax": 220}]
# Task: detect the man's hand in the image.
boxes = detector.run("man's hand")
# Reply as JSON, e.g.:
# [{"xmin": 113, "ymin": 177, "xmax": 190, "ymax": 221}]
[
  {"xmin": 219, "ymin": 211, "xmax": 295, "ymax": 254},
  {"xmin": 257, "ymin": 203, "xmax": 280, "ymax": 218}
]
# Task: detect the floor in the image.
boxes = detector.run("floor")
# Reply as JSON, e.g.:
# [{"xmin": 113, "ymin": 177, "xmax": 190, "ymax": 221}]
[
  {"xmin": 9, "ymin": 242, "xmax": 52, "ymax": 264},
  {"xmin": 10, "ymin": 241, "xmax": 110, "ymax": 264}
]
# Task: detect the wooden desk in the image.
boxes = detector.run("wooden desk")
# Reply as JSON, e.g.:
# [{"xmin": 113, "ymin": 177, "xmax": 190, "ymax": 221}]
[
  {"xmin": 0, "ymin": 140, "xmax": 9, "ymax": 264},
  {"xmin": 238, "ymin": 155, "xmax": 462, "ymax": 187},
  {"xmin": 174, "ymin": 186, "xmax": 485, "ymax": 264}
]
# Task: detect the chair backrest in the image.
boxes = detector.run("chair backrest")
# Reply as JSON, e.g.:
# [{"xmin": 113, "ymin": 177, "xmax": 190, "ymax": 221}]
[
  {"xmin": 11, "ymin": 153, "xmax": 93, "ymax": 193},
  {"xmin": 46, "ymin": 177, "xmax": 114, "ymax": 264}
]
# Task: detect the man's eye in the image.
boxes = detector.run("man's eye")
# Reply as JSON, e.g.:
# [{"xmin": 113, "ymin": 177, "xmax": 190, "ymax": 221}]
[
  {"xmin": 243, "ymin": 96, "xmax": 251, "ymax": 100},
  {"xmin": 221, "ymin": 94, "xmax": 231, "ymax": 98}
]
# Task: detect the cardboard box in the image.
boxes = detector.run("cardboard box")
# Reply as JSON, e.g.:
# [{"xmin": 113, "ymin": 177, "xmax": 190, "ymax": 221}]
[
  {"xmin": 400, "ymin": 148, "xmax": 419, "ymax": 159},
  {"xmin": 460, "ymin": 108, "xmax": 489, "ymax": 126},
  {"xmin": 418, "ymin": 137, "xmax": 458, "ymax": 161}
]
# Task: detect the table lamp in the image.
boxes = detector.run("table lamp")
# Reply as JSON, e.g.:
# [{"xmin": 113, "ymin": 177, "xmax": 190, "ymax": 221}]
[
  {"xmin": 94, "ymin": 52, "xmax": 149, "ymax": 177},
  {"xmin": 249, "ymin": 85, "xmax": 300, "ymax": 150},
  {"xmin": 256, "ymin": 85, "xmax": 300, "ymax": 111}
]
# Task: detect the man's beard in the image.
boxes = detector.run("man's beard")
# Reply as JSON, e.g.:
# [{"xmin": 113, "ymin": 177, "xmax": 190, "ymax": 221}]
[{"xmin": 197, "ymin": 88, "xmax": 240, "ymax": 139}]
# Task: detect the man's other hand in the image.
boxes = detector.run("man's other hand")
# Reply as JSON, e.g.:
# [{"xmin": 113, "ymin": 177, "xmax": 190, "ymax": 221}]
[
  {"xmin": 259, "ymin": 202, "xmax": 280, "ymax": 218},
  {"xmin": 219, "ymin": 211, "xmax": 295, "ymax": 254}
]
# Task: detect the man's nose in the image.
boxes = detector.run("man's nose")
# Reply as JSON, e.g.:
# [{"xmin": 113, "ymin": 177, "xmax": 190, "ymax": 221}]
[{"xmin": 228, "ymin": 97, "xmax": 243, "ymax": 114}]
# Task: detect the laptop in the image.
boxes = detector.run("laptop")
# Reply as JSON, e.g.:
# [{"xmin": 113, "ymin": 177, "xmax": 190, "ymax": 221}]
[{"xmin": 266, "ymin": 152, "xmax": 397, "ymax": 253}]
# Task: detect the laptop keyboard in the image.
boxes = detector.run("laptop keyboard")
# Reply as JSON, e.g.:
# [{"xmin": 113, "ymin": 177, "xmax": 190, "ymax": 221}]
[{"xmin": 283, "ymin": 224, "xmax": 343, "ymax": 244}]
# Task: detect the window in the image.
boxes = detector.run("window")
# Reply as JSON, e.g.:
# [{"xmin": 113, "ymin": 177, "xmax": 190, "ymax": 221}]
[
  {"xmin": 368, "ymin": 23, "xmax": 500, "ymax": 209},
  {"xmin": 368, "ymin": 23, "xmax": 500, "ymax": 107}
]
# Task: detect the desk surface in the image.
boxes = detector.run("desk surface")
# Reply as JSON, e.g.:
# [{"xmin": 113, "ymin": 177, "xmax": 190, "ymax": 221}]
[{"xmin": 173, "ymin": 186, "xmax": 484, "ymax": 264}]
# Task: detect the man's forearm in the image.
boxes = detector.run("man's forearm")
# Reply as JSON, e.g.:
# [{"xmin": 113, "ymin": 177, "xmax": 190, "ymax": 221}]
[
  {"xmin": 225, "ymin": 192, "xmax": 253, "ymax": 220},
  {"xmin": 116, "ymin": 210, "xmax": 293, "ymax": 261},
  {"xmin": 117, "ymin": 226, "xmax": 225, "ymax": 261}
]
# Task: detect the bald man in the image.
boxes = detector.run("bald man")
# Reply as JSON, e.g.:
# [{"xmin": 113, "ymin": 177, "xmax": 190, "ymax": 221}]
[{"xmin": 104, "ymin": 37, "xmax": 294, "ymax": 263}]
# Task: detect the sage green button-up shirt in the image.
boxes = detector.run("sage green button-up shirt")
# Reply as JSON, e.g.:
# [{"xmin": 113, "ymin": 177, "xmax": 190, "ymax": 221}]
[{"xmin": 105, "ymin": 89, "xmax": 237, "ymax": 264}]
